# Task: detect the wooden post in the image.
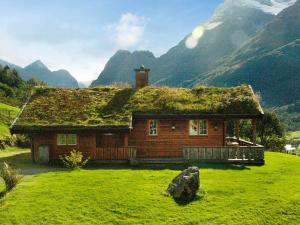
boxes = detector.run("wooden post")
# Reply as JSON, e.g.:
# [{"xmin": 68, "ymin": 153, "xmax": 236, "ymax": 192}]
[
  {"xmin": 235, "ymin": 119, "xmax": 240, "ymax": 143},
  {"xmin": 223, "ymin": 120, "xmax": 227, "ymax": 146},
  {"xmin": 30, "ymin": 135, "xmax": 35, "ymax": 162},
  {"xmin": 124, "ymin": 133, "xmax": 129, "ymax": 147},
  {"xmin": 252, "ymin": 119, "xmax": 257, "ymax": 145}
]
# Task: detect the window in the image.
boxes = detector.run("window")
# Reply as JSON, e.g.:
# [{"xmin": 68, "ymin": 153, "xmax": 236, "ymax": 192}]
[
  {"xmin": 57, "ymin": 134, "xmax": 67, "ymax": 145},
  {"xmin": 67, "ymin": 134, "xmax": 77, "ymax": 145},
  {"xmin": 199, "ymin": 120, "xmax": 208, "ymax": 135},
  {"xmin": 189, "ymin": 120, "xmax": 208, "ymax": 136},
  {"xmin": 57, "ymin": 134, "xmax": 77, "ymax": 145},
  {"xmin": 189, "ymin": 120, "xmax": 198, "ymax": 136},
  {"xmin": 149, "ymin": 120, "xmax": 158, "ymax": 136}
]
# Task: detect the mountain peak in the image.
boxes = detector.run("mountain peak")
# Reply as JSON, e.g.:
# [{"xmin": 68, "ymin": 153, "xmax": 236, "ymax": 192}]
[
  {"xmin": 25, "ymin": 60, "xmax": 49, "ymax": 70},
  {"xmin": 30, "ymin": 60, "xmax": 47, "ymax": 68},
  {"xmin": 203, "ymin": 0, "xmax": 296, "ymax": 30}
]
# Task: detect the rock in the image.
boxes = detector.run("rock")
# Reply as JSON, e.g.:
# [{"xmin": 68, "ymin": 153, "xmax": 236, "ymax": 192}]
[{"xmin": 167, "ymin": 166, "xmax": 200, "ymax": 201}]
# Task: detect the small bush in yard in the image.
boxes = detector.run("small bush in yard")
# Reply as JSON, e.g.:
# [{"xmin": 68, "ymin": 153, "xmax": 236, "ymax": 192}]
[
  {"xmin": 0, "ymin": 162, "xmax": 23, "ymax": 192},
  {"xmin": 59, "ymin": 149, "xmax": 89, "ymax": 170}
]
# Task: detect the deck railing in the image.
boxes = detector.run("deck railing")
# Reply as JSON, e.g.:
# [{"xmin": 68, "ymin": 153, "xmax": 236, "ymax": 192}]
[
  {"xmin": 183, "ymin": 145, "xmax": 264, "ymax": 164},
  {"xmin": 94, "ymin": 147, "xmax": 137, "ymax": 161},
  {"xmin": 226, "ymin": 137, "xmax": 256, "ymax": 146}
]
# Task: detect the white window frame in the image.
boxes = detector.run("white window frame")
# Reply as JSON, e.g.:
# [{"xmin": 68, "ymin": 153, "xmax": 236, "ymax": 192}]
[
  {"xmin": 57, "ymin": 134, "xmax": 77, "ymax": 146},
  {"xmin": 189, "ymin": 120, "xmax": 199, "ymax": 136},
  {"xmin": 189, "ymin": 120, "xmax": 208, "ymax": 136},
  {"xmin": 57, "ymin": 134, "xmax": 67, "ymax": 146},
  {"xmin": 67, "ymin": 134, "xmax": 77, "ymax": 146},
  {"xmin": 149, "ymin": 120, "xmax": 158, "ymax": 136},
  {"xmin": 199, "ymin": 120, "xmax": 208, "ymax": 136}
]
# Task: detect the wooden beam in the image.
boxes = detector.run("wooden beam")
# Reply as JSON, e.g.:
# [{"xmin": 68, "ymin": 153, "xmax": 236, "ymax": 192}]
[
  {"xmin": 223, "ymin": 120, "xmax": 227, "ymax": 146},
  {"xmin": 124, "ymin": 133, "xmax": 129, "ymax": 147},
  {"xmin": 30, "ymin": 135, "xmax": 35, "ymax": 162},
  {"xmin": 235, "ymin": 119, "xmax": 240, "ymax": 143},
  {"xmin": 252, "ymin": 119, "xmax": 257, "ymax": 145}
]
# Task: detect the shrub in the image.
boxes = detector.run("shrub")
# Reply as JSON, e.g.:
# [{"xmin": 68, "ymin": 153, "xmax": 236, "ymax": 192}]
[
  {"xmin": 15, "ymin": 134, "xmax": 31, "ymax": 148},
  {"xmin": 257, "ymin": 110, "xmax": 286, "ymax": 151},
  {"xmin": 0, "ymin": 162, "xmax": 23, "ymax": 192},
  {"xmin": 59, "ymin": 149, "xmax": 89, "ymax": 170}
]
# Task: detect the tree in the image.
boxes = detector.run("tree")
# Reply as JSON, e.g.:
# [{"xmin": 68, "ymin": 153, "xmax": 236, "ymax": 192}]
[{"xmin": 257, "ymin": 110, "xmax": 286, "ymax": 151}]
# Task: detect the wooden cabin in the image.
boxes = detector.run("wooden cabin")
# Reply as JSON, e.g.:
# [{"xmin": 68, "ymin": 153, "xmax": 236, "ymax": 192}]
[{"xmin": 10, "ymin": 66, "xmax": 265, "ymax": 164}]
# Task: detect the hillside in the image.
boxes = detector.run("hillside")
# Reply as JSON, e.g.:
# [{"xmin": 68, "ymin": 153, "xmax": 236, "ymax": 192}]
[
  {"xmin": 0, "ymin": 150, "xmax": 299, "ymax": 225},
  {"xmin": 0, "ymin": 60, "xmax": 78, "ymax": 88},
  {"xmin": 91, "ymin": 0, "xmax": 298, "ymax": 109},
  {"xmin": 0, "ymin": 103, "xmax": 19, "ymax": 140},
  {"xmin": 91, "ymin": 1, "xmax": 277, "ymax": 87},
  {"xmin": 192, "ymin": 0, "xmax": 300, "ymax": 106}
]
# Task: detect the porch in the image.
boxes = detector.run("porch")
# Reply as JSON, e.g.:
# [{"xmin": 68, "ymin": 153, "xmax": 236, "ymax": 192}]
[{"xmin": 90, "ymin": 138, "xmax": 264, "ymax": 165}]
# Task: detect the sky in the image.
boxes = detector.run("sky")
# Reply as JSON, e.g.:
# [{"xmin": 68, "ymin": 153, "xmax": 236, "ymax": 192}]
[{"xmin": 0, "ymin": 0, "xmax": 222, "ymax": 82}]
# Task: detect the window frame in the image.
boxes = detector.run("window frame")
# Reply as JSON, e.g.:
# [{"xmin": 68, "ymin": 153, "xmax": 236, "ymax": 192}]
[
  {"xmin": 198, "ymin": 120, "xmax": 208, "ymax": 136},
  {"xmin": 189, "ymin": 120, "xmax": 199, "ymax": 136},
  {"xmin": 67, "ymin": 134, "xmax": 77, "ymax": 146},
  {"xmin": 57, "ymin": 134, "xmax": 77, "ymax": 146},
  {"xmin": 57, "ymin": 134, "xmax": 67, "ymax": 146},
  {"xmin": 149, "ymin": 119, "xmax": 158, "ymax": 136},
  {"xmin": 189, "ymin": 120, "xmax": 208, "ymax": 136}
]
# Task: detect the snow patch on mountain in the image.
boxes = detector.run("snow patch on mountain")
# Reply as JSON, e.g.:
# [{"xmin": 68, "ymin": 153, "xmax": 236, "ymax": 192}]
[{"xmin": 203, "ymin": 0, "xmax": 296, "ymax": 31}]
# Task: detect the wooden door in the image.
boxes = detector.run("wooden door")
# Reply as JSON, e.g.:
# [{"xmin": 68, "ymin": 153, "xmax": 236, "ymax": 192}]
[{"xmin": 96, "ymin": 133, "xmax": 126, "ymax": 160}]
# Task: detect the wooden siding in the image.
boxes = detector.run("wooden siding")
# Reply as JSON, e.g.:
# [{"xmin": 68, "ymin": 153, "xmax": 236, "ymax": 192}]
[
  {"xmin": 129, "ymin": 118, "xmax": 224, "ymax": 158},
  {"xmin": 31, "ymin": 118, "xmax": 225, "ymax": 161}
]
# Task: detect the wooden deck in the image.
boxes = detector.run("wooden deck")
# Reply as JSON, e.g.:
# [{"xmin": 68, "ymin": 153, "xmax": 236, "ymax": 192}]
[
  {"xmin": 87, "ymin": 138, "xmax": 264, "ymax": 165},
  {"xmin": 181, "ymin": 138, "xmax": 264, "ymax": 165}
]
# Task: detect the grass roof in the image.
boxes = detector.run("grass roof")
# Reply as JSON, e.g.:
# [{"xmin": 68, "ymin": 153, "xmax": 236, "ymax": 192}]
[{"xmin": 12, "ymin": 85, "xmax": 263, "ymax": 129}]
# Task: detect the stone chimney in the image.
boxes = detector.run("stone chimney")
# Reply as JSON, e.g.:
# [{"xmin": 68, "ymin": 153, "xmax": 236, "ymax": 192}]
[{"xmin": 135, "ymin": 65, "xmax": 150, "ymax": 88}]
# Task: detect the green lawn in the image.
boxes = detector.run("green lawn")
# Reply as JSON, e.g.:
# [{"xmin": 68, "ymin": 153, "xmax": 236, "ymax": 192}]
[
  {"xmin": 288, "ymin": 130, "xmax": 300, "ymax": 140},
  {"xmin": 0, "ymin": 149, "xmax": 299, "ymax": 225},
  {"xmin": 0, "ymin": 103, "xmax": 19, "ymax": 139}
]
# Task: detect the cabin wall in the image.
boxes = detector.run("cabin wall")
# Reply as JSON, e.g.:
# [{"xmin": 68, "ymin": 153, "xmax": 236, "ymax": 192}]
[
  {"xmin": 32, "ymin": 132, "xmax": 97, "ymax": 161},
  {"xmin": 31, "ymin": 118, "xmax": 224, "ymax": 161},
  {"xmin": 129, "ymin": 119, "xmax": 224, "ymax": 158}
]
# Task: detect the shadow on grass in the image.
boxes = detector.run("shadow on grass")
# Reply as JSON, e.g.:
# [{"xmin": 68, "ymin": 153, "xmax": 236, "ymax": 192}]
[
  {"xmin": 0, "ymin": 152, "xmax": 66, "ymax": 175},
  {"xmin": 85, "ymin": 162, "xmax": 253, "ymax": 171},
  {"xmin": 1, "ymin": 152, "xmax": 256, "ymax": 174},
  {"xmin": 173, "ymin": 194, "xmax": 205, "ymax": 206},
  {"xmin": 0, "ymin": 190, "xmax": 6, "ymax": 200}
]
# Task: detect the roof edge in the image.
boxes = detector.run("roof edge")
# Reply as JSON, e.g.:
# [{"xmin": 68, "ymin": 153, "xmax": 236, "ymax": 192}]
[{"xmin": 10, "ymin": 125, "xmax": 130, "ymax": 134}]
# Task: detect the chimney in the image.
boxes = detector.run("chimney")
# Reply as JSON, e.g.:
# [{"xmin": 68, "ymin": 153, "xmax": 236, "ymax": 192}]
[{"xmin": 135, "ymin": 65, "xmax": 150, "ymax": 88}]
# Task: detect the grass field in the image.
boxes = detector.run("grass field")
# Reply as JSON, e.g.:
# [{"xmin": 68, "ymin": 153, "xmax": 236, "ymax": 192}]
[
  {"xmin": 288, "ymin": 130, "xmax": 300, "ymax": 140},
  {"xmin": 0, "ymin": 148, "xmax": 299, "ymax": 225},
  {"xmin": 0, "ymin": 103, "xmax": 19, "ymax": 139}
]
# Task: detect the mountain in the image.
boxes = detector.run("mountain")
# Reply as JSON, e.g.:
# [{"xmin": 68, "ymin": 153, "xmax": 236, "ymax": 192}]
[
  {"xmin": 91, "ymin": 0, "xmax": 298, "ymax": 107},
  {"xmin": 92, "ymin": 0, "xmax": 297, "ymax": 88},
  {"xmin": 0, "ymin": 59, "xmax": 22, "ymax": 70},
  {"xmin": 192, "ymin": 0, "xmax": 300, "ymax": 106},
  {"xmin": 0, "ymin": 59, "xmax": 78, "ymax": 88},
  {"xmin": 91, "ymin": 50, "xmax": 157, "ymax": 86}
]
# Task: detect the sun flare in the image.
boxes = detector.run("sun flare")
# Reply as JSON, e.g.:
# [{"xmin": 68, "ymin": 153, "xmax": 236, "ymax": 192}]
[
  {"xmin": 192, "ymin": 26, "xmax": 204, "ymax": 39},
  {"xmin": 185, "ymin": 25, "xmax": 205, "ymax": 49}
]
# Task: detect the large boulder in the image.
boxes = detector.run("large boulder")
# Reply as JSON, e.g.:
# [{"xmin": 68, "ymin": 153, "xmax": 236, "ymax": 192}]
[{"xmin": 167, "ymin": 166, "xmax": 200, "ymax": 201}]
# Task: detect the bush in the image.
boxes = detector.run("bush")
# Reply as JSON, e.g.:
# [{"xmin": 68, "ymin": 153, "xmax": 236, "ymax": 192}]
[
  {"xmin": 257, "ymin": 111, "xmax": 286, "ymax": 151},
  {"xmin": 59, "ymin": 150, "xmax": 89, "ymax": 170},
  {"xmin": 0, "ymin": 162, "xmax": 23, "ymax": 192},
  {"xmin": 15, "ymin": 134, "xmax": 31, "ymax": 148}
]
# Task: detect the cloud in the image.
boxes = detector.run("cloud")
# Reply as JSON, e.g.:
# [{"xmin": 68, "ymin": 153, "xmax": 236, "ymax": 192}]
[
  {"xmin": 108, "ymin": 13, "xmax": 148, "ymax": 49},
  {"xmin": 0, "ymin": 31, "xmax": 107, "ymax": 82}
]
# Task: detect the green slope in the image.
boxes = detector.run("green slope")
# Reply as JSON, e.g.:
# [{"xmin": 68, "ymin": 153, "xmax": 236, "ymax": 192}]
[
  {"xmin": 192, "ymin": 1, "xmax": 300, "ymax": 107},
  {"xmin": 0, "ymin": 151, "xmax": 299, "ymax": 225},
  {"xmin": 0, "ymin": 103, "xmax": 19, "ymax": 139}
]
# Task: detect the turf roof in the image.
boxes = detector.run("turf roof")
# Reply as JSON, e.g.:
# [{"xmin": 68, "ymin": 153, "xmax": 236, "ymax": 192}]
[{"xmin": 11, "ymin": 85, "xmax": 263, "ymax": 130}]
